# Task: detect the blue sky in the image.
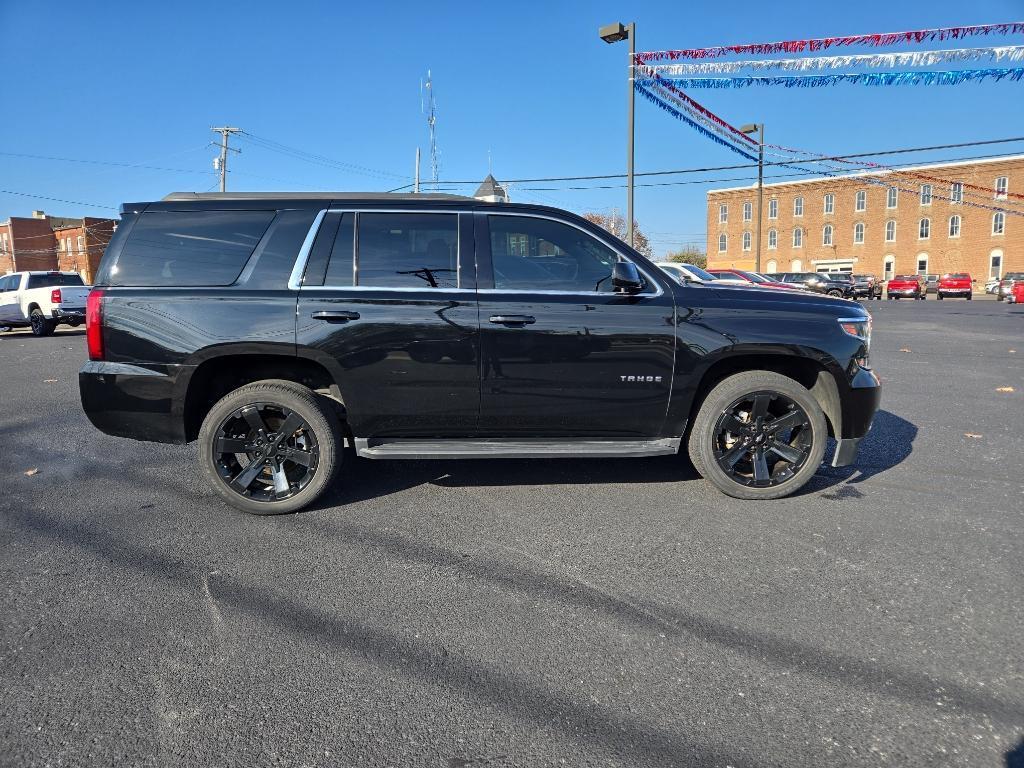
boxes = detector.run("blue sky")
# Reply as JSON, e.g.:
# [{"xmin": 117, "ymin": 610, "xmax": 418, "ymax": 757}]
[{"xmin": 2, "ymin": 0, "xmax": 1023, "ymax": 256}]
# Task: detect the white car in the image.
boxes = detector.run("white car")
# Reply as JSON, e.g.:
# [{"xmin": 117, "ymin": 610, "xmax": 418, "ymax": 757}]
[
  {"xmin": 0, "ymin": 271, "xmax": 91, "ymax": 336},
  {"xmin": 985, "ymin": 278, "xmax": 1001, "ymax": 294},
  {"xmin": 655, "ymin": 262, "xmax": 748, "ymax": 286}
]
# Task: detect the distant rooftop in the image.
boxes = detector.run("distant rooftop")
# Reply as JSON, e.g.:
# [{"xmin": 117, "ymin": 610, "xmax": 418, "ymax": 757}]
[{"xmin": 161, "ymin": 191, "xmax": 474, "ymax": 202}]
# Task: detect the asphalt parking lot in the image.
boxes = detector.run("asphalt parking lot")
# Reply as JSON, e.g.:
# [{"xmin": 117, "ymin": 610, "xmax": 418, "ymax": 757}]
[{"xmin": 1, "ymin": 298, "xmax": 1022, "ymax": 768}]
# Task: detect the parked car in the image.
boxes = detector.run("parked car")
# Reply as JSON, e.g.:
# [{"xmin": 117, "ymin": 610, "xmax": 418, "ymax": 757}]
[
  {"xmin": 655, "ymin": 262, "xmax": 746, "ymax": 286},
  {"xmin": 852, "ymin": 274, "xmax": 883, "ymax": 300},
  {"xmin": 1008, "ymin": 281, "xmax": 1024, "ymax": 304},
  {"xmin": 776, "ymin": 272, "xmax": 856, "ymax": 298},
  {"xmin": 706, "ymin": 268, "xmax": 808, "ymax": 291},
  {"xmin": 985, "ymin": 277, "xmax": 1001, "ymax": 294},
  {"xmin": 924, "ymin": 274, "xmax": 940, "ymax": 295},
  {"xmin": 936, "ymin": 273, "xmax": 973, "ymax": 300},
  {"xmin": 79, "ymin": 192, "xmax": 880, "ymax": 513},
  {"xmin": 886, "ymin": 274, "xmax": 926, "ymax": 300},
  {"xmin": 0, "ymin": 271, "xmax": 90, "ymax": 335},
  {"xmin": 996, "ymin": 272, "xmax": 1024, "ymax": 301}
]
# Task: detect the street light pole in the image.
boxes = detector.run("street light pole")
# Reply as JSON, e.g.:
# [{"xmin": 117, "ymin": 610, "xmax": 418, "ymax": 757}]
[
  {"xmin": 741, "ymin": 123, "xmax": 765, "ymax": 272},
  {"xmin": 599, "ymin": 21, "xmax": 636, "ymax": 249}
]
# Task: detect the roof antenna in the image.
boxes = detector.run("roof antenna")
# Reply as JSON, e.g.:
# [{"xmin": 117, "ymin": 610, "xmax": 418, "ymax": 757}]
[
  {"xmin": 422, "ymin": 70, "xmax": 439, "ymax": 190},
  {"xmin": 488, "ymin": 147, "xmax": 492, "ymax": 176}
]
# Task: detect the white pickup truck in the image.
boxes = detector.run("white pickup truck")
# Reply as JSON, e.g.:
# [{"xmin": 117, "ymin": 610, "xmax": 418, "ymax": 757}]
[{"xmin": 0, "ymin": 271, "xmax": 91, "ymax": 336}]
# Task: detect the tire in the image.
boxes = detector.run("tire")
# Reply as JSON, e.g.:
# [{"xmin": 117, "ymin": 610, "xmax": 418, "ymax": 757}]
[
  {"xmin": 997, "ymin": 294, "xmax": 1004, "ymax": 302},
  {"xmin": 29, "ymin": 308, "xmax": 56, "ymax": 337},
  {"xmin": 967, "ymin": 294, "xmax": 972, "ymax": 301},
  {"xmin": 687, "ymin": 371, "xmax": 828, "ymax": 501},
  {"xmin": 67, "ymin": 319, "xmax": 82, "ymax": 328},
  {"xmin": 198, "ymin": 379, "xmax": 342, "ymax": 515},
  {"xmin": 937, "ymin": 293, "xmax": 943, "ymax": 300},
  {"xmin": 827, "ymin": 289, "xmax": 843, "ymax": 297}
]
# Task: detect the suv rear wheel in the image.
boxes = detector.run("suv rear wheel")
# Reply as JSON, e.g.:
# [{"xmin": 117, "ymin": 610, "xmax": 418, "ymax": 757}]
[
  {"xmin": 688, "ymin": 371, "xmax": 828, "ymax": 500},
  {"xmin": 198, "ymin": 379, "xmax": 342, "ymax": 514}
]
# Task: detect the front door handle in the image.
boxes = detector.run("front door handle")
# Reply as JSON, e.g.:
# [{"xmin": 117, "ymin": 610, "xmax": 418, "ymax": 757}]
[
  {"xmin": 489, "ymin": 315, "xmax": 536, "ymax": 326},
  {"xmin": 312, "ymin": 310, "xmax": 360, "ymax": 323}
]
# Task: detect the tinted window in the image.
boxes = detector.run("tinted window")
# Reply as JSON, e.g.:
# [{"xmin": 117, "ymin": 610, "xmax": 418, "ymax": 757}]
[
  {"xmin": 324, "ymin": 213, "xmax": 356, "ymax": 287},
  {"xmin": 489, "ymin": 215, "xmax": 622, "ymax": 292},
  {"xmin": 682, "ymin": 263, "xmax": 716, "ymax": 281},
  {"xmin": 0, "ymin": 275, "xmax": 13, "ymax": 292},
  {"xmin": 355, "ymin": 213, "xmax": 457, "ymax": 288},
  {"xmin": 25, "ymin": 273, "xmax": 85, "ymax": 289},
  {"xmin": 111, "ymin": 210, "xmax": 274, "ymax": 286}
]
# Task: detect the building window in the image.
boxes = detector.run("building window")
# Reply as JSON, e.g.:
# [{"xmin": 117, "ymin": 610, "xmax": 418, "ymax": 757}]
[
  {"xmin": 917, "ymin": 254, "xmax": 929, "ymax": 275},
  {"xmin": 768, "ymin": 198, "xmax": 778, "ymax": 219},
  {"xmin": 743, "ymin": 201, "xmax": 752, "ymax": 222},
  {"xmin": 885, "ymin": 219, "xmax": 896, "ymax": 242},
  {"xmin": 951, "ymin": 181, "xmax": 963, "ymax": 204},
  {"xmin": 718, "ymin": 233, "xmax": 727, "ymax": 252},
  {"xmin": 823, "ymin": 193, "xmax": 834, "ymax": 214},
  {"xmin": 792, "ymin": 227, "xmax": 803, "ymax": 248},
  {"xmin": 855, "ymin": 190, "xmax": 866, "ymax": 212},
  {"xmin": 919, "ymin": 217, "xmax": 930, "ymax": 240},
  {"xmin": 886, "ymin": 187, "xmax": 898, "ymax": 209},
  {"xmin": 995, "ymin": 176, "xmax": 1008, "ymax": 199},
  {"xmin": 793, "ymin": 197, "xmax": 804, "ymax": 217},
  {"xmin": 791, "ymin": 259, "xmax": 803, "ymax": 271},
  {"xmin": 853, "ymin": 222, "xmax": 864, "ymax": 244},
  {"xmin": 822, "ymin": 224, "xmax": 833, "ymax": 246},
  {"xmin": 719, "ymin": 204, "xmax": 728, "ymax": 224},
  {"xmin": 920, "ymin": 184, "xmax": 932, "ymax": 205},
  {"xmin": 948, "ymin": 215, "xmax": 961, "ymax": 238},
  {"xmin": 768, "ymin": 228, "xmax": 777, "ymax": 249},
  {"xmin": 883, "ymin": 256, "xmax": 895, "ymax": 280},
  {"xmin": 990, "ymin": 249, "xmax": 1003, "ymax": 279},
  {"xmin": 992, "ymin": 211, "xmax": 1005, "ymax": 235},
  {"xmin": 742, "ymin": 231, "xmax": 752, "ymax": 251},
  {"xmin": 77, "ymin": 235, "xmax": 85, "ymax": 252},
  {"xmin": 766, "ymin": 259, "xmax": 777, "ymax": 273}
]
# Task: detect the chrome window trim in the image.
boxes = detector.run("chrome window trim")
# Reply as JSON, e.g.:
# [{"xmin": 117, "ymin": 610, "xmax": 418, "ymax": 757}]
[
  {"xmin": 482, "ymin": 210, "xmax": 664, "ymax": 298},
  {"xmin": 287, "ymin": 209, "xmax": 327, "ymax": 290}
]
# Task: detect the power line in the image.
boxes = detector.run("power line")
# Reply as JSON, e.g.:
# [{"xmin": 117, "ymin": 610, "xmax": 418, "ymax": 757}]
[
  {"xmin": 0, "ymin": 150, "xmax": 216, "ymax": 176},
  {"xmin": 237, "ymin": 131, "xmax": 406, "ymax": 180},
  {"xmin": 0, "ymin": 190, "xmax": 116, "ymax": 209}
]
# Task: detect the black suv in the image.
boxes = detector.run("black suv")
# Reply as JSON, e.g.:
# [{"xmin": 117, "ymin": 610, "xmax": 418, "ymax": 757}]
[
  {"xmin": 777, "ymin": 272, "xmax": 855, "ymax": 298},
  {"xmin": 79, "ymin": 193, "xmax": 880, "ymax": 513}
]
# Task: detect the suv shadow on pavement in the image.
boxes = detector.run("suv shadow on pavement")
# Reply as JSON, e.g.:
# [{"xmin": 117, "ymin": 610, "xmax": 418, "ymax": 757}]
[{"xmin": 808, "ymin": 409, "xmax": 917, "ymax": 495}]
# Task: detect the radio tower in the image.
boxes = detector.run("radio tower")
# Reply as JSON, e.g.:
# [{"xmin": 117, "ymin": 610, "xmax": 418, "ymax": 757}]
[{"xmin": 422, "ymin": 71, "xmax": 439, "ymax": 189}]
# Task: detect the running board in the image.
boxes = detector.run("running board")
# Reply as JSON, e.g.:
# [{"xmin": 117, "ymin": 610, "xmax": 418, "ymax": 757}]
[{"xmin": 353, "ymin": 437, "xmax": 681, "ymax": 460}]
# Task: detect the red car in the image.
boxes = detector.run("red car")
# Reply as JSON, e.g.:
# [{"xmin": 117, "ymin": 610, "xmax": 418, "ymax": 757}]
[
  {"xmin": 1008, "ymin": 282, "xmax": 1024, "ymax": 304},
  {"xmin": 937, "ymin": 272, "xmax": 973, "ymax": 300},
  {"xmin": 706, "ymin": 269, "xmax": 804, "ymax": 291},
  {"xmin": 886, "ymin": 275, "xmax": 926, "ymax": 300}
]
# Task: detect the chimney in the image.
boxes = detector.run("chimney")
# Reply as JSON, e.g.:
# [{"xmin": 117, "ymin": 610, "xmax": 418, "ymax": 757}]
[{"xmin": 32, "ymin": 210, "xmax": 46, "ymax": 219}]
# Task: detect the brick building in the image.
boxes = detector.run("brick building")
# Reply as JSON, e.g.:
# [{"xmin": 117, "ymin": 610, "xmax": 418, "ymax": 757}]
[
  {"xmin": 706, "ymin": 155, "xmax": 1023, "ymax": 284},
  {"xmin": 0, "ymin": 210, "xmax": 116, "ymax": 282}
]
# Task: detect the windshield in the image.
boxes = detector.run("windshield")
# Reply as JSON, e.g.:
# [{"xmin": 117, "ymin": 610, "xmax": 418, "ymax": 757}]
[
  {"xmin": 894, "ymin": 275, "xmax": 918, "ymax": 280},
  {"xmin": 943, "ymin": 273, "xmax": 969, "ymax": 279},
  {"xmin": 681, "ymin": 263, "xmax": 716, "ymax": 281},
  {"xmin": 735, "ymin": 270, "xmax": 768, "ymax": 283},
  {"xmin": 25, "ymin": 273, "xmax": 86, "ymax": 289}
]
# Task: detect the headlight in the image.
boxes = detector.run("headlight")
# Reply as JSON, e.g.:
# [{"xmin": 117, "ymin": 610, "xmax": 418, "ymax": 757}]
[{"xmin": 838, "ymin": 315, "xmax": 872, "ymax": 353}]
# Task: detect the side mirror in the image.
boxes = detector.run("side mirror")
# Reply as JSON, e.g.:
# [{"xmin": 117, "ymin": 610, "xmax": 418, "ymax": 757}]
[{"xmin": 612, "ymin": 261, "xmax": 643, "ymax": 293}]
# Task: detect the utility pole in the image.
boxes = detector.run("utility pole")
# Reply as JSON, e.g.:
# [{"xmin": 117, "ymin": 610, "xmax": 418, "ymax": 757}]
[
  {"xmin": 740, "ymin": 122, "xmax": 765, "ymax": 272},
  {"xmin": 211, "ymin": 126, "xmax": 242, "ymax": 193}
]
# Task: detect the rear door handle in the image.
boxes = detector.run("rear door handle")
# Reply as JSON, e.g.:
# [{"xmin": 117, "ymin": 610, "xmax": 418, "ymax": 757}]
[
  {"xmin": 312, "ymin": 310, "xmax": 360, "ymax": 323},
  {"xmin": 489, "ymin": 315, "xmax": 536, "ymax": 326}
]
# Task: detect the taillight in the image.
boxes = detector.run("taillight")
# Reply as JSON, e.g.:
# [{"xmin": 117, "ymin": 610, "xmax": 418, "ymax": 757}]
[
  {"xmin": 51, "ymin": 288, "xmax": 62, "ymax": 304},
  {"xmin": 86, "ymin": 289, "xmax": 105, "ymax": 361}
]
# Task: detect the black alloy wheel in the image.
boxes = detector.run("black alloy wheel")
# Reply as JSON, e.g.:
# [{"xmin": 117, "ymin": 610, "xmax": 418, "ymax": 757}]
[
  {"xmin": 30, "ymin": 308, "xmax": 55, "ymax": 337},
  {"xmin": 711, "ymin": 391, "xmax": 813, "ymax": 489},
  {"xmin": 212, "ymin": 403, "xmax": 320, "ymax": 503}
]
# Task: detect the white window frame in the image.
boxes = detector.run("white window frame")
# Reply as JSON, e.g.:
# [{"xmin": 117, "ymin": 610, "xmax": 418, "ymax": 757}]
[
  {"xmin": 916, "ymin": 254, "xmax": 929, "ymax": 275},
  {"xmin": 883, "ymin": 256, "xmax": 895, "ymax": 280},
  {"xmin": 823, "ymin": 193, "xmax": 834, "ymax": 215},
  {"xmin": 853, "ymin": 222, "xmax": 864, "ymax": 244},
  {"xmin": 886, "ymin": 187, "xmax": 897, "ymax": 209},
  {"xmin": 919, "ymin": 217, "xmax": 930, "ymax": 240},
  {"xmin": 822, "ymin": 224, "xmax": 833, "ymax": 246},
  {"xmin": 77, "ymin": 235, "xmax": 85, "ymax": 252},
  {"xmin": 885, "ymin": 219, "xmax": 896, "ymax": 243},
  {"xmin": 995, "ymin": 176, "xmax": 1008, "ymax": 200},
  {"xmin": 791, "ymin": 258, "xmax": 803, "ymax": 271},
  {"xmin": 767, "ymin": 228, "xmax": 777, "ymax": 250},
  {"xmin": 793, "ymin": 197, "xmax": 804, "ymax": 217},
  {"xmin": 719, "ymin": 204, "xmax": 728, "ymax": 224},
  {"xmin": 948, "ymin": 215, "xmax": 961, "ymax": 238},
  {"xmin": 920, "ymin": 183, "xmax": 932, "ymax": 206},
  {"xmin": 992, "ymin": 211, "xmax": 1005, "ymax": 235},
  {"xmin": 768, "ymin": 198, "xmax": 778, "ymax": 219},
  {"xmin": 742, "ymin": 231, "xmax": 752, "ymax": 251},
  {"xmin": 855, "ymin": 190, "xmax": 867, "ymax": 212},
  {"xmin": 950, "ymin": 181, "xmax": 963, "ymax": 205},
  {"xmin": 718, "ymin": 233, "xmax": 728, "ymax": 252},
  {"xmin": 742, "ymin": 201, "xmax": 752, "ymax": 222},
  {"xmin": 792, "ymin": 227, "xmax": 803, "ymax": 248},
  {"xmin": 990, "ymin": 249, "xmax": 1003, "ymax": 279},
  {"xmin": 765, "ymin": 259, "xmax": 777, "ymax": 273}
]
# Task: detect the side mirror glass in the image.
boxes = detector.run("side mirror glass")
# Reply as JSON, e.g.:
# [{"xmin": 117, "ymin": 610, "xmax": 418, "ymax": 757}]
[{"xmin": 612, "ymin": 261, "xmax": 643, "ymax": 293}]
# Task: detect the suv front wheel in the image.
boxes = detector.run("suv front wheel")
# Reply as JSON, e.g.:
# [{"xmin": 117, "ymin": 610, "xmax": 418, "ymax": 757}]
[
  {"xmin": 198, "ymin": 379, "xmax": 342, "ymax": 514},
  {"xmin": 688, "ymin": 371, "xmax": 828, "ymax": 500}
]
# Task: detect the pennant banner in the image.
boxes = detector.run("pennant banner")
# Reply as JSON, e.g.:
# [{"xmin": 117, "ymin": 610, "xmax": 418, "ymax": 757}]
[
  {"xmin": 645, "ymin": 45, "xmax": 1024, "ymax": 74},
  {"xmin": 641, "ymin": 67, "xmax": 1024, "ymax": 89},
  {"xmin": 636, "ymin": 22, "xmax": 1024, "ymax": 62},
  {"xmin": 633, "ymin": 84, "xmax": 759, "ymax": 161}
]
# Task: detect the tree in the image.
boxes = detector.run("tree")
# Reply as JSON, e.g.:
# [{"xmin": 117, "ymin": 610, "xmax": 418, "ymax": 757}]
[
  {"xmin": 665, "ymin": 246, "xmax": 707, "ymax": 269},
  {"xmin": 582, "ymin": 209, "xmax": 653, "ymax": 258}
]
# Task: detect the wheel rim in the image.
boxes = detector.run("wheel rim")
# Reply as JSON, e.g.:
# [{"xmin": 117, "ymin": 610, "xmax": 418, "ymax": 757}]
[
  {"xmin": 712, "ymin": 390, "xmax": 814, "ymax": 489},
  {"xmin": 30, "ymin": 314, "xmax": 42, "ymax": 332},
  {"xmin": 212, "ymin": 402, "xmax": 320, "ymax": 503}
]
